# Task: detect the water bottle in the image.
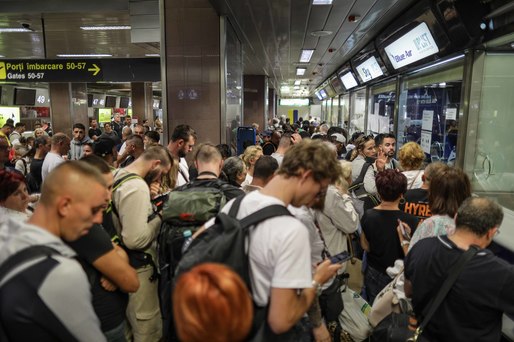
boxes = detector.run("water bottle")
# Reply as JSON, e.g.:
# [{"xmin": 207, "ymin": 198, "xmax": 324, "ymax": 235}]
[{"xmin": 182, "ymin": 230, "xmax": 193, "ymax": 254}]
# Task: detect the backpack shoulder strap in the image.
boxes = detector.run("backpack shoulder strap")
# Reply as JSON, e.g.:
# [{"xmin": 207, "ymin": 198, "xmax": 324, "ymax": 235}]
[
  {"xmin": 109, "ymin": 172, "xmax": 142, "ymax": 218},
  {"xmin": 228, "ymin": 194, "xmax": 246, "ymax": 218},
  {"xmin": 239, "ymin": 205, "xmax": 292, "ymax": 228},
  {"xmin": 352, "ymin": 162, "xmax": 372, "ymax": 186},
  {"xmin": 0, "ymin": 245, "xmax": 59, "ymax": 286}
]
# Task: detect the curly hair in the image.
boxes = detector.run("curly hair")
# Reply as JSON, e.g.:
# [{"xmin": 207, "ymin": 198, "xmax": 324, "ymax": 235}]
[
  {"xmin": 375, "ymin": 169, "xmax": 407, "ymax": 201},
  {"xmin": 278, "ymin": 139, "xmax": 341, "ymax": 183},
  {"xmin": 398, "ymin": 142, "xmax": 425, "ymax": 171},
  {"xmin": 241, "ymin": 145, "xmax": 263, "ymax": 168}
]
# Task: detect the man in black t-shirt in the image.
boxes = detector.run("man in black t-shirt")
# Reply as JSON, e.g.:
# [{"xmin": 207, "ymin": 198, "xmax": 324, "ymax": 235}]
[
  {"xmin": 89, "ymin": 119, "xmax": 103, "ymax": 141},
  {"xmin": 405, "ymin": 197, "xmax": 513, "ymax": 342}
]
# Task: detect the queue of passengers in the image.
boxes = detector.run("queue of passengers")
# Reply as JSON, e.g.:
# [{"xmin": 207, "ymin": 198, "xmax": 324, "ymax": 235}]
[{"xmin": 0, "ymin": 116, "xmax": 512, "ymax": 342}]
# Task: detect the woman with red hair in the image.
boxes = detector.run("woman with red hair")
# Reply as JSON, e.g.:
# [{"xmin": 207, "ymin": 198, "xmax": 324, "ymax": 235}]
[
  {"xmin": 0, "ymin": 170, "xmax": 31, "ymax": 225},
  {"xmin": 173, "ymin": 263, "xmax": 253, "ymax": 342}
]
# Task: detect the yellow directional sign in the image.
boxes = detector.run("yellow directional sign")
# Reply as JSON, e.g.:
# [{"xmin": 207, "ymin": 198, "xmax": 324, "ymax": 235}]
[
  {"xmin": 0, "ymin": 62, "xmax": 5, "ymax": 79},
  {"xmin": 88, "ymin": 64, "xmax": 101, "ymax": 76},
  {"xmin": 0, "ymin": 58, "xmax": 159, "ymax": 82}
]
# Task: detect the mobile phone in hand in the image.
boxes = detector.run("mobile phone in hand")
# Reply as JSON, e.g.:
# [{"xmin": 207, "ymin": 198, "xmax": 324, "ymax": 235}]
[
  {"xmin": 330, "ymin": 251, "xmax": 351, "ymax": 264},
  {"xmin": 398, "ymin": 219, "xmax": 411, "ymax": 240}
]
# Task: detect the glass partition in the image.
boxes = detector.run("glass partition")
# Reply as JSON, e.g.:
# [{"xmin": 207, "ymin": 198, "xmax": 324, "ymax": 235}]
[
  {"xmin": 332, "ymin": 96, "xmax": 340, "ymax": 127},
  {"xmin": 341, "ymin": 94, "xmax": 350, "ymax": 130},
  {"xmin": 367, "ymin": 81, "xmax": 396, "ymax": 135},
  {"xmin": 465, "ymin": 53, "xmax": 514, "ymax": 211},
  {"xmin": 225, "ymin": 20, "xmax": 243, "ymax": 146},
  {"xmin": 349, "ymin": 89, "xmax": 366, "ymax": 134},
  {"xmin": 397, "ymin": 62, "xmax": 463, "ymax": 164}
]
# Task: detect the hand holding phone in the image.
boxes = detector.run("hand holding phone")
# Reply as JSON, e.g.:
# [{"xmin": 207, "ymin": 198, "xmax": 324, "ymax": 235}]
[
  {"xmin": 397, "ymin": 219, "xmax": 411, "ymax": 240},
  {"xmin": 330, "ymin": 251, "xmax": 351, "ymax": 264}
]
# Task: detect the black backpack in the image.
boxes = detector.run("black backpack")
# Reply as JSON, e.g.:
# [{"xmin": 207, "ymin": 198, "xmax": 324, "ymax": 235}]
[
  {"xmin": 171, "ymin": 195, "xmax": 295, "ymax": 341},
  {"xmin": 348, "ymin": 162, "xmax": 380, "ymax": 211},
  {"xmin": 0, "ymin": 245, "xmax": 59, "ymax": 341}
]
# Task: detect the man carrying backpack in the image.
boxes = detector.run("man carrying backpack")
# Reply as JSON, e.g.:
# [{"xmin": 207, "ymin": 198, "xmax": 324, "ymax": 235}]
[
  {"xmin": 111, "ymin": 146, "xmax": 172, "ymax": 342},
  {"xmin": 197, "ymin": 139, "xmax": 343, "ymax": 339},
  {"xmin": 158, "ymin": 143, "xmax": 243, "ymax": 338},
  {"xmin": 0, "ymin": 162, "xmax": 109, "ymax": 341}
]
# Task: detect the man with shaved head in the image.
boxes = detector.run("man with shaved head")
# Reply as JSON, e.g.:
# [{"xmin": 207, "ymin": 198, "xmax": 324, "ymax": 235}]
[{"xmin": 0, "ymin": 161, "xmax": 109, "ymax": 341}]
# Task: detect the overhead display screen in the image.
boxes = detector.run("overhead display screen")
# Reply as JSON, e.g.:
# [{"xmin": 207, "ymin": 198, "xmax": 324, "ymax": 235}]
[
  {"xmin": 315, "ymin": 91, "xmax": 323, "ymax": 100},
  {"xmin": 319, "ymin": 89, "xmax": 328, "ymax": 99},
  {"xmin": 356, "ymin": 56, "xmax": 384, "ymax": 82},
  {"xmin": 340, "ymin": 72, "xmax": 358, "ymax": 90},
  {"xmin": 384, "ymin": 22, "xmax": 439, "ymax": 70}
]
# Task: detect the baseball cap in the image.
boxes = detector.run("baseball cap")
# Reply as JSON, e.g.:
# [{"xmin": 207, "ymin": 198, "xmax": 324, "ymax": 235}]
[
  {"xmin": 261, "ymin": 130, "xmax": 272, "ymax": 137},
  {"xmin": 331, "ymin": 133, "xmax": 346, "ymax": 144}
]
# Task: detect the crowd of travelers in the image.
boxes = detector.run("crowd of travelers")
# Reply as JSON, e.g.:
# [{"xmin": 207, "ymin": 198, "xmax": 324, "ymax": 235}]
[{"xmin": 0, "ymin": 113, "xmax": 512, "ymax": 342}]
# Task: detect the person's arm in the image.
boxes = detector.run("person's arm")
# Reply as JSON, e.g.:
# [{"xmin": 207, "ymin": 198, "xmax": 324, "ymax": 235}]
[
  {"xmin": 307, "ymin": 299, "xmax": 331, "ymax": 342},
  {"xmin": 92, "ymin": 246, "xmax": 140, "ymax": 293},
  {"xmin": 324, "ymin": 190, "xmax": 358, "ymax": 234},
  {"xmin": 267, "ymin": 260, "xmax": 341, "ymax": 334},
  {"xmin": 360, "ymin": 231, "xmax": 370, "ymax": 252},
  {"xmin": 363, "ymin": 165, "xmax": 378, "ymax": 195}
]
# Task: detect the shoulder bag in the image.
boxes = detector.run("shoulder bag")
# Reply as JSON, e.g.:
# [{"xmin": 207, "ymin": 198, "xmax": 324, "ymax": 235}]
[{"xmin": 371, "ymin": 245, "xmax": 479, "ymax": 342}]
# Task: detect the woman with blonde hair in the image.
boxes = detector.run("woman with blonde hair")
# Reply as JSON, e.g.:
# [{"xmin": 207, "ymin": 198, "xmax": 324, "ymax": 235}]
[
  {"xmin": 173, "ymin": 263, "xmax": 254, "ymax": 342},
  {"xmin": 241, "ymin": 145, "xmax": 263, "ymax": 187},
  {"xmin": 315, "ymin": 160, "xmax": 359, "ymax": 263},
  {"xmin": 398, "ymin": 142, "xmax": 425, "ymax": 189}
]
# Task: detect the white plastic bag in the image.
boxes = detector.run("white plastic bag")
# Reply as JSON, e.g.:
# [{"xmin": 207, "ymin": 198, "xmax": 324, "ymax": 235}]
[{"xmin": 339, "ymin": 286, "xmax": 372, "ymax": 342}]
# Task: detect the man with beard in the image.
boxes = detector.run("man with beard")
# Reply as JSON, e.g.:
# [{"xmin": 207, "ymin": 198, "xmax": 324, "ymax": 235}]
[
  {"xmin": 111, "ymin": 146, "xmax": 172, "ymax": 341},
  {"xmin": 375, "ymin": 133, "xmax": 399, "ymax": 170},
  {"xmin": 166, "ymin": 124, "xmax": 196, "ymax": 187}
]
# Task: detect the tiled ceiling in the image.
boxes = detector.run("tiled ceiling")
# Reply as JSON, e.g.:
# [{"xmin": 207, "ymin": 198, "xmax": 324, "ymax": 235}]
[{"xmin": 0, "ymin": 0, "xmax": 420, "ymax": 97}]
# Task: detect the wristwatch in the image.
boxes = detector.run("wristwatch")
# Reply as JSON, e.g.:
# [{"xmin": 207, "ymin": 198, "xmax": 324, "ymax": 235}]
[{"xmin": 312, "ymin": 279, "xmax": 323, "ymax": 296}]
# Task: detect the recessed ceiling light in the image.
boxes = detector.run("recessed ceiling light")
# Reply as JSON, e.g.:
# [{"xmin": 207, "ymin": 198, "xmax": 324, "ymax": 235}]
[
  {"xmin": 0, "ymin": 28, "xmax": 31, "ymax": 33},
  {"xmin": 310, "ymin": 30, "xmax": 333, "ymax": 37},
  {"xmin": 296, "ymin": 68, "xmax": 307, "ymax": 76},
  {"xmin": 294, "ymin": 80, "xmax": 301, "ymax": 85},
  {"xmin": 57, "ymin": 54, "xmax": 113, "ymax": 57},
  {"xmin": 80, "ymin": 26, "xmax": 131, "ymax": 31},
  {"xmin": 312, "ymin": 0, "xmax": 333, "ymax": 5},
  {"xmin": 0, "ymin": 55, "xmax": 5, "ymax": 58},
  {"xmin": 294, "ymin": 86, "xmax": 300, "ymax": 90},
  {"xmin": 300, "ymin": 49, "xmax": 315, "ymax": 63},
  {"xmin": 145, "ymin": 54, "xmax": 160, "ymax": 57}
]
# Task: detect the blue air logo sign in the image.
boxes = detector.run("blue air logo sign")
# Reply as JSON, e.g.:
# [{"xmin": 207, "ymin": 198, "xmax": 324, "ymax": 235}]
[{"xmin": 384, "ymin": 22, "xmax": 439, "ymax": 70}]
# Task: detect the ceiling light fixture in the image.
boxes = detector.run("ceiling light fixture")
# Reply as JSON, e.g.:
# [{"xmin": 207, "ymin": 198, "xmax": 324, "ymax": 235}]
[
  {"xmin": 57, "ymin": 54, "xmax": 113, "ymax": 57},
  {"xmin": 0, "ymin": 55, "xmax": 5, "ymax": 58},
  {"xmin": 294, "ymin": 80, "xmax": 301, "ymax": 85},
  {"xmin": 310, "ymin": 30, "xmax": 333, "ymax": 37},
  {"xmin": 312, "ymin": 0, "xmax": 333, "ymax": 5},
  {"xmin": 299, "ymin": 49, "xmax": 315, "ymax": 63},
  {"xmin": 145, "ymin": 54, "xmax": 160, "ymax": 57},
  {"xmin": 0, "ymin": 28, "xmax": 31, "ymax": 33},
  {"xmin": 296, "ymin": 67, "xmax": 307, "ymax": 76},
  {"xmin": 80, "ymin": 26, "xmax": 131, "ymax": 31},
  {"xmin": 294, "ymin": 86, "xmax": 300, "ymax": 90}
]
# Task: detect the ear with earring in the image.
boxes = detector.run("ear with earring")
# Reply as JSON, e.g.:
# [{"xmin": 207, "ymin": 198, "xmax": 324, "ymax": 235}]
[{"xmin": 399, "ymin": 194, "xmax": 406, "ymax": 205}]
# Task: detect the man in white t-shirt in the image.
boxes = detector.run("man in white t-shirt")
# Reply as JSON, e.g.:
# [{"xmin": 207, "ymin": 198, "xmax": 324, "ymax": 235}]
[
  {"xmin": 41, "ymin": 133, "xmax": 71, "ymax": 182},
  {"xmin": 166, "ymin": 124, "xmax": 196, "ymax": 187},
  {"xmin": 211, "ymin": 139, "xmax": 342, "ymax": 336}
]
